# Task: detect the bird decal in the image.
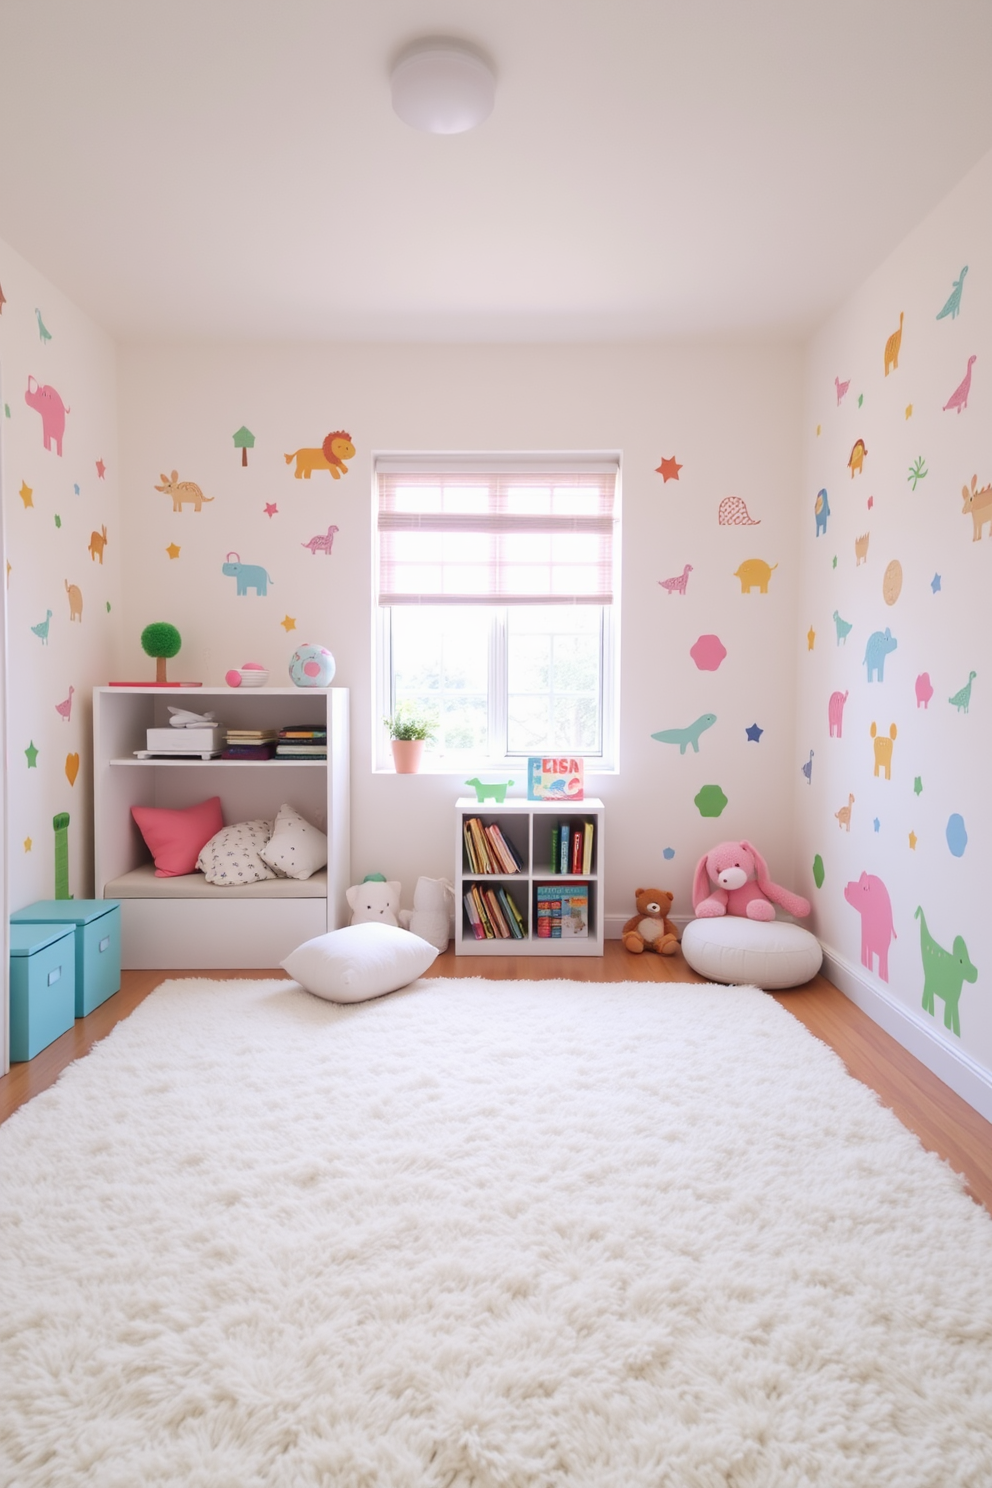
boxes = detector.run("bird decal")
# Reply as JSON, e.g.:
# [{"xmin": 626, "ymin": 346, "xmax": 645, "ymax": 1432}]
[
  {"xmin": 834, "ymin": 375, "xmax": 850, "ymax": 405},
  {"xmin": 948, "ymin": 672, "xmax": 977, "ymax": 714},
  {"xmin": 55, "ymin": 686, "xmax": 75, "ymax": 723},
  {"xmin": 943, "ymin": 356, "xmax": 976, "ymax": 414},
  {"xmin": 801, "ymin": 750, "xmax": 814, "ymax": 784},
  {"xmin": 31, "ymin": 610, "xmax": 53, "ymax": 644},
  {"xmin": 936, "ymin": 266, "xmax": 968, "ymax": 321}
]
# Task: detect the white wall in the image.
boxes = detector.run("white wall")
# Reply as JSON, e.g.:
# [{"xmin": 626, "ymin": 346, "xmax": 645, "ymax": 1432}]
[
  {"xmin": 796, "ymin": 148, "xmax": 991, "ymax": 1111},
  {"xmin": 118, "ymin": 340, "xmax": 804, "ymax": 925}
]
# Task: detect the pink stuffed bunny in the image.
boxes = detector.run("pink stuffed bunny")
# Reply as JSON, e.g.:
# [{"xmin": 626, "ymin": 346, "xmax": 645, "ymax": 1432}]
[{"xmin": 692, "ymin": 840, "xmax": 810, "ymax": 921}]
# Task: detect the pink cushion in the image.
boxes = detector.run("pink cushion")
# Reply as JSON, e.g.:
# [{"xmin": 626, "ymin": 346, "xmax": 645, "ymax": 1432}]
[{"xmin": 131, "ymin": 797, "xmax": 224, "ymax": 877}]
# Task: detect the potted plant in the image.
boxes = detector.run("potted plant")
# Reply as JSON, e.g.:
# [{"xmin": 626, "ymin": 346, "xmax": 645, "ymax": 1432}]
[{"xmin": 384, "ymin": 709, "xmax": 436, "ymax": 774}]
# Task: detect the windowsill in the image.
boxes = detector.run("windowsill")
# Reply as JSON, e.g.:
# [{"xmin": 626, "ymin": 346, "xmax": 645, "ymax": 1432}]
[{"xmin": 373, "ymin": 761, "xmax": 618, "ymax": 777}]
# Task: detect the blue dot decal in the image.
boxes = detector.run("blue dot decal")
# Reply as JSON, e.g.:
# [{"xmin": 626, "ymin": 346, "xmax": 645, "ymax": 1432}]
[{"xmin": 946, "ymin": 814, "xmax": 968, "ymax": 858}]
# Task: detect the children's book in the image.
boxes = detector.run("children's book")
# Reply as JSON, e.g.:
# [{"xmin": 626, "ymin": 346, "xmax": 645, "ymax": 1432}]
[{"xmin": 527, "ymin": 757, "xmax": 584, "ymax": 801}]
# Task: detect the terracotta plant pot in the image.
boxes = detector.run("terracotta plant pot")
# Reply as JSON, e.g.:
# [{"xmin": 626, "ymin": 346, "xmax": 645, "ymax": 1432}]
[{"xmin": 391, "ymin": 739, "xmax": 424, "ymax": 774}]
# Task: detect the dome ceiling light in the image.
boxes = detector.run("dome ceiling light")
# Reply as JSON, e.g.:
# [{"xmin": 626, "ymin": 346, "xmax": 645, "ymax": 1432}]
[{"xmin": 390, "ymin": 39, "xmax": 495, "ymax": 135}]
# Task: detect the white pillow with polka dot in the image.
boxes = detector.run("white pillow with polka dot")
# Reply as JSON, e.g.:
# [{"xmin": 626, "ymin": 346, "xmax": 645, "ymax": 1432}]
[
  {"xmin": 259, "ymin": 803, "xmax": 328, "ymax": 881},
  {"xmin": 197, "ymin": 819, "xmax": 279, "ymax": 885}
]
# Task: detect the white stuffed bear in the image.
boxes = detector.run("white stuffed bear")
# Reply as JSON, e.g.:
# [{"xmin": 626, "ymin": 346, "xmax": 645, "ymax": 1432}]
[
  {"xmin": 399, "ymin": 876, "xmax": 454, "ymax": 952},
  {"xmin": 346, "ymin": 879, "xmax": 402, "ymax": 926}
]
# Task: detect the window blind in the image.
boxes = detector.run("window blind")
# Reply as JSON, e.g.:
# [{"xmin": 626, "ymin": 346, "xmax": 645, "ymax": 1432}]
[{"xmin": 377, "ymin": 461, "xmax": 618, "ymax": 606}]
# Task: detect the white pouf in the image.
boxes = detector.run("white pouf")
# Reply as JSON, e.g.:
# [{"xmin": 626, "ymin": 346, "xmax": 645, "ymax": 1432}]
[{"xmin": 681, "ymin": 916, "xmax": 822, "ymax": 990}]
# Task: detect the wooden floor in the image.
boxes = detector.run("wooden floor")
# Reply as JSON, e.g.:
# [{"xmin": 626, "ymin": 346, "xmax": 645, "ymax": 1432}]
[{"xmin": 3, "ymin": 944, "xmax": 990, "ymax": 1213}]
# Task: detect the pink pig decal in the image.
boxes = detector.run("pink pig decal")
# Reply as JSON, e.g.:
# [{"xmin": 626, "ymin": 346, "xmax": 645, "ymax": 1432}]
[
  {"xmin": 24, "ymin": 376, "xmax": 70, "ymax": 456},
  {"xmin": 828, "ymin": 690, "xmax": 849, "ymax": 738},
  {"xmin": 844, "ymin": 871, "xmax": 897, "ymax": 982},
  {"xmin": 915, "ymin": 672, "xmax": 934, "ymax": 709}
]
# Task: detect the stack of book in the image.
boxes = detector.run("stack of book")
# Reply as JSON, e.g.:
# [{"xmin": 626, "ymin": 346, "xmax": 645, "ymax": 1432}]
[
  {"xmin": 547, "ymin": 820, "xmax": 595, "ymax": 876},
  {"xmin": 222, "ymin": 728, "xmax": 278, "ymax": 761},
  {"xmin": 463, "ymin": 883, "xmax": 526, "ymax": 940},
  {"xmin": 275, "ymin": 725, "xmax": 327, "ymax": 759},
  {"xmin": 462, "ymin": 817, "xmax": 523, "ymax": 874},
  {"xmin": 534, "ymin": 882, "xmax": 589, "ymax": 938}
]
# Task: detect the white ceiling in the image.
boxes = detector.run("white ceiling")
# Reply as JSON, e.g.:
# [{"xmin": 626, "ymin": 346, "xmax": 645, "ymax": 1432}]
[{"xmin": 1, "ymin": 0, "xmax": 991, "ymax": 344}]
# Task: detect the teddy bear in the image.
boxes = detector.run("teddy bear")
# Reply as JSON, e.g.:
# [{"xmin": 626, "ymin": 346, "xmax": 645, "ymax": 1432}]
[
  {"xmin": 622, "ymin": 888, "xmax": 678, "ymax": 955},
  {"xmin": 692, "ymin": 840, "xmax": 810, "ymax": 921},
  {"xmin": 398, "ymin": 876, "xmax": 454, "ymax": 952},
  {"xmin": 345, "ymin": 878, "xmax": 402, "ymax": 926}
]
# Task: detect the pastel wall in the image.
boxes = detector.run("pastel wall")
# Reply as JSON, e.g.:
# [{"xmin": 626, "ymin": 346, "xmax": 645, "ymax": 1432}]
[
  {"xmin": 0, "ymin": 236, "xmax": 121, "ymax": 911},
  {"xmin": 117, "ymin": 340, "xmax": 804, "ymax": 925},
  {"xmin": 796, "ymin": 148, "xmax": 991, "ymax": 1109}
]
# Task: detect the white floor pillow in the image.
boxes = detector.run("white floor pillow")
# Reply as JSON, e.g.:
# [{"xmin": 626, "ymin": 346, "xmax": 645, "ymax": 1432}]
[
  {"xmin": 282, "ymin": 922, "xmax": 439, "ymax": 1003},
  {"xmin": 681, "ymin": 916, "xmax": 822, "ymax": 990}
]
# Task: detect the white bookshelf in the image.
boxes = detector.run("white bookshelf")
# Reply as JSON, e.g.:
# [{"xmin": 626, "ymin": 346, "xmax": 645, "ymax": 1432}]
[
  {"xmin": 454, "ymin": 797, "xmax": 605, "ymax": 957},
  {"xmin": 93, "ymin": 686, "xmax": 349, "ymax": 969}
]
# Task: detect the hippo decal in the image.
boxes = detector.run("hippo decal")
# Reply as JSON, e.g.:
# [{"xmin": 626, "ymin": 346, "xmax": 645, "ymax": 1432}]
[
  {"xmin": 863, "ymin": 628, "xmax": 897, "ymax": 683},
  {"xmin": 25, "ymin": 375, "xmax": 70, "ymax": 456},
  {"xmin": 844, "ymin": 871, "xmax": 897, "ymax": 982},
  {"xmin": 222, "ymin": 553, "xmax": 273, "ymax": 597}
]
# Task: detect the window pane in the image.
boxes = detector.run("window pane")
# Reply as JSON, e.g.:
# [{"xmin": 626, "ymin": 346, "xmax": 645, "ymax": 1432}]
[
  {"xmin": 506, "ymin": 606, "xmax": 602, "ymax": 756},
  {"xmin": 390, "ymin": 607, "xmax": 490, "ymax": 757}
]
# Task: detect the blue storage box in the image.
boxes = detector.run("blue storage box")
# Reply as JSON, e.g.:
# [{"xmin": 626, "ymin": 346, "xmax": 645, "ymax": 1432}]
[
  {"xmin": 9, "ymin": 923, "xmax": 77, "ymax": 1060},
  {"xmin": 11, "ymin": 900, "xmax": 121, "ymax": 1017}
]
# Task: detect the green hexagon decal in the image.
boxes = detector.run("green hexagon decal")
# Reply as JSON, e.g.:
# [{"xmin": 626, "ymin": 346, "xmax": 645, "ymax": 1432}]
[{"xmin": 694, "ymin": 784, "xmax": 728, "ymax": 818}]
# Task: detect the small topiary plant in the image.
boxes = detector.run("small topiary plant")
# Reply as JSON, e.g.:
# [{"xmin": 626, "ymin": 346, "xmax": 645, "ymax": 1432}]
[{"xmin": 141, "ymin": 622, "xmax": 182, "ymax": 684}]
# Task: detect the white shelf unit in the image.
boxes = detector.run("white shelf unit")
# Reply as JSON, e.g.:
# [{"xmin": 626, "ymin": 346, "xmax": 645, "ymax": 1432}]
[
  {"xmin": 454, "ymin": 797, "xmax": 604, "ymax": 957},
  {"xmin": 94, "ymin": 686, "xmax": 350, "ymax": 969}
]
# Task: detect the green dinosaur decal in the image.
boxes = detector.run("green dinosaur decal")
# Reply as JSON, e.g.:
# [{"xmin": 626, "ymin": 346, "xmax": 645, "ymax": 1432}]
[
  {"xmin": 651, "ymin": 713, "xmax": 717, "ymax": 755},
  {"xmin": 916, "ymin": 905, "xmax": 977, "ymax": 1037}
]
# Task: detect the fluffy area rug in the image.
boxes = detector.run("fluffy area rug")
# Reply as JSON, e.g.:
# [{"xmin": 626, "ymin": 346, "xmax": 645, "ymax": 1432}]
[{"xmin": 2, "ymin": 977, "xmax": 992, "ymax": 1488}]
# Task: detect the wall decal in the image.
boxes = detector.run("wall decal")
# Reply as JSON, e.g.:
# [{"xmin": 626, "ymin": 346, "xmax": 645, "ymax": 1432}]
[
  {"xmin": 813, "ymin": 854, "xmax": 825, "ymax": 887},
  {"xmin": 745, "ymin": 723, "xmax": 763, "ymax": 742},
  {"xmin": 807, "ymin": 626, "xmax": 816, "ymax": 651},
  {"xmin": 24, "ymin": 741, "xmax": 38, "ymax": 768},
  {"xmin": 658, "ymin": 563, "xmax": 692, "ymax": 595},
  {"xmin": 74, "ymin": 484, "xmax": 80, "ymax": 496},
  {"xmin": 844, "ymin": 871, "xmax": 896, "ymax": 982},
  {"xmin": 65, "ymin": 580, "xmax": 83, "ymax": 622},
  {"xmin": 88, "ymin": 525, "xmax": 108, "ymax": 563},
  {"xmin": 931, "ymin": 574, "xmax": 942, "ymax": 594},
  {"xmin": 24, "ymin": 376, "xmax": 69, "ymax": 455},
  {"xmin": 0, "ymin": 281, "xmax": 5, "ymax": 312},
  {"xmin": 832, "ymin": 555, "xmax": 838, "ymax": 569},
  {"xmin": 883, "ymin": 312, "xmax": 904, "ymax": 375},
  {"xmin": 301, "ymin": 524, "xmax": 340, "ymax": 556},
  {"xmin": 943, "ymin": 356, "xmax": 976, "ymax": 414},
  {"xmin": 23, "ymin": 838, "xmax": 31, "ymax": 853},
  {"xmin": 96, "ymin": 459, "xmax": 106, "ymax": 479},
  {"xmin": 908, "ymin": 831, "xmax": 918, "ymax": 850},
  {"xmin": 882, "ymin": 559, "xmax": 902, "ymax": 605},
  {"xmin": 946, "ymin": 814, "xmax": 968, "ymax": 857},
  {"xmin": 154, "ymin": 470, "xmax": 213, "ymax": 512},
  {"xmin": 280, "ymin": 615, "xmax": 297, "ymax": 632},
  {"xmin": 801, "ymin": 750, "xmax": 814, "ymax": 785},
  {"xmin": 55, "ymin": 687, "xmax": 74, "ymax": 723},
  {"xmin": 31, "ymin": 610, "xmax": 52, "ymax": 645},
  {"xmin": 694, "ymin": 784, "xmax": 728, "ymax": 818},
  {"xmin": 848, "ymin": 438, "xmax": 868, "ymax": 477},
  {"xmin": 733, "ymin": 558, "xmax": 777, "ymax": 593},
  {"xmin": 264, "ymin": 503, "xmax": 278, "ymax": 518},
  {"xmin": 828, "ymin": 690, "xmax": 848, "ymax": 737},
  {"xmin": 19, "ymin": 481, "xmax": 34, "ymax": 509},
  {"xmin": 948, "ymin": 671, "xmax": 977, "ymax": 713},
  {"xmin": 166, "ymin": 543, "xmax": 181, "ymax": 560},
  {"xmin": 233, "ymin": 426, "xmax": 255, "ymax": 466},
  {"xmin": 54, "ymin": 515, "xmax": 61, "ymax": 529},
  {"xmin": 34, "ymin": 307, "xmax": 52, "ymax": 344},
  {"xmin": 870, "ymin": 722, "xmax": 897, "ymax": 779},
  {"xmin": 962, "ymin": 475, "xmax": 992, "ymax": 541},
  {"xmin": 285, "ymin": 432, "xmax": 356, "ymax": 480},
  {"xmin": 916, "ymin": 906, "xmax": 977, "ymax": 1038},
  {"xmin": 655, "ymin": 455, "xmax": 682, "ymax": 482},
  {"xmin": 53, "ymin": 813, "xmax": 70, "ymax": 900},
  {"xmin": 905, "ymin": 405, "xmax": 913, "ymax": 419},
  {"xmin": 814, "ymin": 488, "xmax": 830, "ymax": 536},
  {"xmin": 867, "ymin": 495, "xmax": 874, "ymax": 510},
  {"xmin": 222, "ymin": 554, "xmax": 273, "ymax": 597},
  {"xmin": 854, "ymin": 532, "xmax": 870, "ymax": 565},
  {"xmin": 651, "ymin": 714, "xmax": 717, "ymax": 754},
  {"xmin": 907, "ymin": 456, "xmax": 927, "ymax": 490},
  {"xmin": 662, "ymin": 847, "xmax": 675, "ymax": 860},
  {"xmin": 857, "ymin": 393, "xmax": 864, "ymax": 407},
  {"xmin": 816, "ymin": 424, "xmax": 821, "ymax": 436},
  {"xmin": 833, "ymin": 610, "xmax": 853, "ymax": 645},
  {"xmin": 718, "ymin": 496, "xmax": 759, "ymax": 525},
  {"xmin": 936, "ymin": 266, "xmax": 968, "ymax": 321},
  {"xmin": 873, "ymin": 818, "xmax": 880, "ymax": 833},
  {"xmin": 689, "ymin": 635, "xmax": 726, "ymax": 671},
  {"xmin": 915, "ymin": 673, "xmax": 934, "ymax": 708},
  {"xmin": 835, "ymin": 794, "xmax": 854, "ymax": 832},
  {"xmin": 834, "ymin": 376, "xmax": 850, "ymax": 405},
  {"xmin": 64, "ymin": 752, "xmax": 79, "ymax": 786},
  {"xmin": 864, "ymin": 628, "xmax": 897, "ymax": 682}
]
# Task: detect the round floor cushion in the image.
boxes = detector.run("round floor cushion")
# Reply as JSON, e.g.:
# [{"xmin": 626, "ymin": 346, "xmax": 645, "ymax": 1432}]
[{"xmin": 680, "ymin": 916, "xmax": 823, "ymax": 990}]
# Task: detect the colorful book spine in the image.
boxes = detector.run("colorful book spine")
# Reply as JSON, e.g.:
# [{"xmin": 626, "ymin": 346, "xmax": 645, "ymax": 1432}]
[
  {"xmin": 559, "ymin": 824, "xmax": 570, "ymax": 874},
  {"xmin": 463, "ymin": 891, "xmax": 485, "ymax": 940},
  {"xmin": 496, "ymin": 886, "xmax": 524, "ymax": 939},
  {"xmin": 582, "ymin": 820, "xmax": 594, "ymax": 876}
]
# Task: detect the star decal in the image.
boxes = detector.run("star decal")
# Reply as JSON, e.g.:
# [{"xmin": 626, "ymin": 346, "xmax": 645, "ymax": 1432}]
[
  {"xmin": 745, "ymin": 723, "xmax": 763, "ymax": 743},
  {"xmin": 914, "ymin": 776, "xmax": 923, "ymax": 796},
  {"xmin": 931, "ymin": 573, "xmax": 941, "ymax": 593},
  {"xmin": 6, "ymin": 561, "xmax": 11, "ymax": 586},
  {"xmin": 280, "ymin": 615, "xmax": 297, "ymax": 632},
  {"xmin": 832, "ymin": 555, "xmax": 837, "ymax": 569},
  {"xmin": 908, "ymin": 831, "xmax": 918, "ymax": 851},
  {"xmin": 25, "ymin": 740, "xmax": 39, "ymax": 768},
  {"xmin": 857, "ymin": 393, "xmax": 864, "ymax": 407},
  {"xmin": 873, "ymin": 817, "xmax": 880, "ymax": 833},
  {"xmin": 655, "ymin": 455, "xmax": 682, "ymax": 482},
  {"xmin": 264, "ymin": 503, "xmax": 278, "ymax": 518},
  {"xmin": 905, "ymin": 404, "xmax": 913, "ymax": 419},
  {"xmin": 73, "ymin": 483, "xmax": 80, "ymax": 496},
  {"xmin": 54, "ymin": 514, "xmax": 62, "ymax": 528},
  {"xmin": 867, "ymin": 495, "xmax": 874, "ymax": 510},
  {"xmin": 19, "ymin": 481, "xmax": 33, "ymax": 508},
  {"xmin": 166, "ymin": 543, "xmax": 181, "ymax": 560},
  {"xmin": 807, "ymin": 626, "xmax": 816, "ymax": 651},
  {"xmin": 816, "ymin": 424, "xmax": 821, "ymax": 437},
  {"xmin": 95, "ymin": 459, "xmax": 106, "ymax": 479},
  {"xmin": 23, "ymin": 837, "xmax": 32, "ymax": 853}
]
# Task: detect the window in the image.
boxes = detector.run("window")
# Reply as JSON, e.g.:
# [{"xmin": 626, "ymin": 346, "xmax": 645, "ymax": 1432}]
[{"xmin": 375, "ymin": 457, "xmax": 620, "ymax": 769}]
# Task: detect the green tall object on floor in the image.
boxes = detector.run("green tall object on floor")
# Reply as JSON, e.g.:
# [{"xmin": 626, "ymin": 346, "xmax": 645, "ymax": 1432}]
[{"xmin": 53, "ymin": 812, "xmax": 71, "ymax": 900}]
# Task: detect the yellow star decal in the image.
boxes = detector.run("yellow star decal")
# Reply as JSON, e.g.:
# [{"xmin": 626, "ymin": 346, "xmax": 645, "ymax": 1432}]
[
  {"xmin": 905, "ymin": 404, "xmax": 913, "ymax": 419},
  {"xmin": 815, "ymin": 424, "xmax": 821, "ymax": 437},
  {"xmin": 19, "ymin": 481, "xmax": 33, "ymax": 508},
  {"xmin": 6, "ymin": 560, "xmax": 11, "ymax": 587},
  {"xmin": 908, "ymin": 831, "xmax": 918, "ymax": 850},
  {"xmin": 807, "ymin": 626, "xmax": 816, "ymax": 651},
  {"xmin": 166, "ymin": 542, "xmax": 181, "ymax": 559},
  {"xmin": 23, "ymin": 837, "xmax": 32, "ymax": 852},
  {"xmin": 280, "ymin": 615, "xmax": 297, "ymax": 632}
]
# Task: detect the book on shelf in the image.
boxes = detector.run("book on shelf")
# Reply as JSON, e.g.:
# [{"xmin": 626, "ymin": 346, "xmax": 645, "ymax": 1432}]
[
  {"xmin": 279, "ymin": 725, "xmax": 327, "ymax": 739},
  {"xmin": 534, "ymin": 881, "xmax": 589, "ymax": 938},
  {"xmin": 559, "ymin": 823, "xmax": 570, "ymax": 874},
  {"xmin": 496, "ymin": 885, "xmax": 525, "ymax": 939},
  {"xmin": 485, "ymin": 822, "xmax": 521, "ymax": 874},
  {"xmin": 483, "ymin": 887, "xmax": 511, "ymax": 938},
  {"xmin": 582, "ymin": 820, "xmax": 594, "ymax": 875},
  {"xmin": 527, "ymin": 756, "xmax": 584, "ymax": 801},
  {"xmin": 544, "ymin": 819, "xmax": 594, "ymax": 875},
  {"xmin": 221, "ymin": 743, "xmax": 276, "ymax": 760},
  {"xmin": 226, "ymin": 729, "xmax": 279, "ymax": 742},
  {"xmin": 470, "ymin": 884, "xmax": 497, "ymax": 938},
  {"xmin": 463, "ymin": 891, "xmax": 486, "ymax": 940},
  {"xmin": 275, "ymin": 746, "xmax": 327, "ymax": 757}
]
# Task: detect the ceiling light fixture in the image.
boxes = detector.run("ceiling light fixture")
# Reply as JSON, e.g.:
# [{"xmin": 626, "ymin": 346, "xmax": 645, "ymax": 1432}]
[{"xmin": 390, "ymin": 39, "xmax": 495, "ymax": 135}]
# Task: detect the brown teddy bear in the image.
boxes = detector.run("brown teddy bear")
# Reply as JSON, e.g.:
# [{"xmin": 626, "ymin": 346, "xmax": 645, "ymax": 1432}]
[{"xmin": 622, "ymin": 888, "xmax": 678, "ymax": 955}]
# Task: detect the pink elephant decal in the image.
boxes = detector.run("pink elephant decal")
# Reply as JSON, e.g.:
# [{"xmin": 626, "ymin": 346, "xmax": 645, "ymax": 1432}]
[
  {"xmin": 844, "ymin": 871, "xmax": 897, "ymax": 982},
  {"xmin": 828, "ymin": 690, "xmax": 849, "ymax": 738},
  {"xmin": 24, "ymin": 376, "xmax": 70, "ymax": 456},
  {"xmin": 915, "ymin": 672, "xmax": 934, "ymax": 709}
]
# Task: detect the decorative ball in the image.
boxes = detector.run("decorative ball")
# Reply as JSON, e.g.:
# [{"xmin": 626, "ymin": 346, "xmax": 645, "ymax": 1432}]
[
  {"xmin": 225, "ymin": 669, "xmax": 242, "ymax": 688},
  {"xmin": 289, "ymin": 644, "xmax": 336, "ymax": 688}
]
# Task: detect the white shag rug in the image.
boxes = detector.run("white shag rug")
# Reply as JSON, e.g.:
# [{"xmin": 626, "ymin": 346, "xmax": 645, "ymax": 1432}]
[{"xmin": 2, "ymin": 978, "xmax": 992, "ymax": 1488}]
